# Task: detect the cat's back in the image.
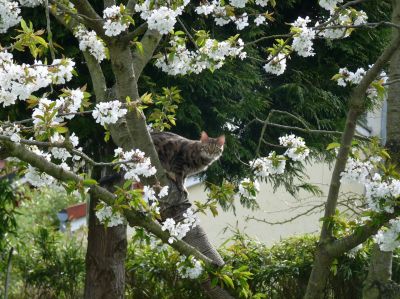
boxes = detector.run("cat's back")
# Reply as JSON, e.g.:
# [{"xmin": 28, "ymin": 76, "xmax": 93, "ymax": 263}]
[
  {"xmin": 150, "ymin": 131, "xmax": 193, "ymax": 148},
  {"xmin": 150, "ymin": 131, "xmax": 196, "ymax": 159}
]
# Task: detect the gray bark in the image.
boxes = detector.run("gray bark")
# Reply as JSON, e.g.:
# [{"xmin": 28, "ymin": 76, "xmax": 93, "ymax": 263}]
[
  {"xmin": 3, "ymin": 247, "xmax": 13, "ymax": 299},
  {"xmin": 363, "ymin": 245, "xmax": 400, "ymax": 299},
  {"xmin": 363, "ymin": 1, "xmax": 400, "ymax": 297},
  {"xmin": 304, "ymin": 1, "xmax": 400, "ymax": 297},
  {"xmin": 84, "ymin": 195, "xmax": 127, "ymax": 299},
  {"xmin": 107, "ymin": 40, "xmax": 234, "ymax": 298}
]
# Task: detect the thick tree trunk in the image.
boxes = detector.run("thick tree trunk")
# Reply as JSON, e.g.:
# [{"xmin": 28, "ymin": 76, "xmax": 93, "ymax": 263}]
[
  {"xmin": 363, "ymin": 1, "xmax": 400, "ymax": 297},
  {"xmin": 363, "ymin": 245, "xmax": 400, "ymax": 299},
  {"xmin": 106, "ymin": 40, "xmax": 235, "ymax": 298},
  {"xmin": 304, "ymin": 1, "xmax": 400, "ymax": 297},
  {"xmin": 84, "ymin": 194, "xmax": 127, "ymax": 299}
]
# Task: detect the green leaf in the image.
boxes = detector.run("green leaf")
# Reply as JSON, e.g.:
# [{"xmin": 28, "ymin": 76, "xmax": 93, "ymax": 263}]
[
  {"xmin": 55, "ymin": 126, "xmax": 69, "ymax": 133},
  {"xmin": 326, "ymin": 142, "xmax": 340, "ymax": 150},
  {"xmin": 83, "ymin": 179, "xmax": 98, "ymax": 186},
  {"xmin": 222, "ymin": 275, "xmax": 235, "ymax": 289}
]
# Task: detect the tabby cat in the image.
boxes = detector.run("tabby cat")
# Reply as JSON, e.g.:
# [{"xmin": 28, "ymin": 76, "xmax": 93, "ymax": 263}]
[{"xmin": 151, "ymin": 131, "xmax": 225, "ymax": 194}]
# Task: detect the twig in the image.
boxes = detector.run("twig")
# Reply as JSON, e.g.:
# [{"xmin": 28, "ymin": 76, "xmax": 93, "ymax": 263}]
[
  {"xmin": 246, "ymin": 202, "xmax": 326, "ymax": 225},
  {"xmin": 44, "ymin": 0, "xmax": 55, "ymax": 61},
  {"xmin": 177, "ymin": 17, "xmax": 199, "ymax": 51}
]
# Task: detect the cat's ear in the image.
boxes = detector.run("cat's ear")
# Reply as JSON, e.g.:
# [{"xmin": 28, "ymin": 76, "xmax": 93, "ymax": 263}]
[
  {"xmin": 200, "ymin": 131, "xmax": 209, "ymax": 142},
  {"xmin": 217, "ymin": 135, "xmax": 225, "ymax": 146}
]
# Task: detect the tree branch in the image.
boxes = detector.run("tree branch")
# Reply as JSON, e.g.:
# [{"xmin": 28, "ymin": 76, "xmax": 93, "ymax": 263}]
[
  {"xmin": 1, "ymin": 139, "xmax": 217, "ymax": 267},
  {"xmin": 132, "ymin": 29, "xmax": 162, "ymax": 79},
  {"xmin": 68, "ymin": 0, "xmax": 106, "ymax": 39},
  {"xmin": 327, "ymin": 211, "xmax": 399, "ymax": 256},
  {"xmin": 49, "ymin": 8, "xmax": 107, "ymax": 102}
]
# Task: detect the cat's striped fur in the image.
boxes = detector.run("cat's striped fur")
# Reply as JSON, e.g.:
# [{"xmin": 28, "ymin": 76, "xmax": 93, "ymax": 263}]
[{"xmin": 151, "ymin": 131, "xmax": 225, "ymax": 193}]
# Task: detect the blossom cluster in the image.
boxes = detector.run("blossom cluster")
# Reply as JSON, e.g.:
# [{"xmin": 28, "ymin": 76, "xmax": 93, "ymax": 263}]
[
  {"xmin": 95, "ymin": 205, "xmax": 125, "ymax": 227},
  {"xmin": 0, "ymin": 51, "xmax": 75, "ymax": 107},
  {"xmin": 103, "ymin": 5, "xmax": 129, "ymax": 36},
  {"xmin": 365, "ymin": 173, "xmax": 400, "ymax": 213},
  {"xmin": 92, "ymin": 100, "xmax": 128, "ymax": 126},
  {"xmin": 49, "ymin": 132, "xmax": 80, "ymax": 162},
  {"xmin": 251, "ymin": 152, "xmax": 286, "ymax": 178},
  {"xmin": 335, "ymin": 66, "xmax": 388, "ymax": 99},
  {"xmin": 177, "ymin": 256, "xmax": 204, "ymax": 279},
  {"xmin": 32, "ymin": 92, "xmax": 83, "ymax": 136},
  {"xmin": 263, "ymin": 53, "xmax": 287, "ymax": 76},
  {"xmin": 135, "ymin": 0, "xmax": 189, "ymax": 35},
  {"xmin": 194, "ymin": 0, "xmax": 269, "ymax": 28},
  {"xmin": 279, "ymin": 134, "xmax": 310, "ymax": 162},
  {"xmin": 21, "ymin": 147, "xmax": 57, "ymax": 187},
  {"xmin": 0, "ymin": 0, "xmax": 21, "ymax": 33},
  {"xmin": 238, "ymin": 178, "xmax": 260, "ymax": 200},
  {"xmin": 161, "ymin": 208, "xmax": 200, "ymax": 244},
  {"xmin": 18, "ymin": 0, "xmax": 43, "ymax": 7},
  {"xmin": 375, "ymin": 219, "xmax": 400, "ymax": 251},
  {"xmin": 156, "ymin": 36, "xmax": 246, "ymax": 76},
  {"xmin": 340, "ymin": 157, "xmax": 374, "ymax": 185},
  {"xmin": 74, "ymin": 26, "xmax": 107, "ymax": 62},
  {"xmin": 319, "ymin": 0, "xmax": 343, "ymax": 12},
  {"xmin": 56, "ymin": 88, "xmax": 85, "ymax": 119},
  {"xmin": 0, "ymin": 124, "xmax": 21, "ymax": 143},
  {"xmin": 239, "ymin": 134, "xmax": 310, "ymax": 200},
  {"xmin": 317, "ymin": 9, "xmax": 368, "ymax": 39},
  {"xmin": 291, "ymin": 16, "xmax": 315, "ymax": 57},
  {"xmin": 114, "ymin": 148, "xmax": 157, "ymax": 182}
]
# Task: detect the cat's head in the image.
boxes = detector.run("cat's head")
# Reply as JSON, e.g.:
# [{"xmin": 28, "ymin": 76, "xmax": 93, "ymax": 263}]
[{"xmin": 199, "ymin": 131, "xmax": 225, "ymax": 158}]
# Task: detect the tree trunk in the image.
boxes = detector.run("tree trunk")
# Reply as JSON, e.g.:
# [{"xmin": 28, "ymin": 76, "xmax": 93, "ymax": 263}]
[
  {"xmin": 3, "ymin": 247, "xmax": 13, "ymax": 299},
  {"xmin": 84, "ymin": 194, "xmax": 127, "ymax": 299},
  {"xmin": 304, "ymin": 1, "xmax": 400, "ymax": 297},
  {"xmin": 363, "ymin": 1, "xmax": 400, "ymax": 298},
  {"xmin": 363, "ymin": 244, "xmax": 400, "ymax": 299}
]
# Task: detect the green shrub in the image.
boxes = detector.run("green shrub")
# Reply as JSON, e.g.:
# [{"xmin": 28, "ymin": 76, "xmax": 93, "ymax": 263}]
[
  {"xmin": 125, "ymin": 231, "xmax": 206, "ymax": 299},
  {"xmin": 11, "ymin": 227, "xmax": 85, "ymax": 299}
]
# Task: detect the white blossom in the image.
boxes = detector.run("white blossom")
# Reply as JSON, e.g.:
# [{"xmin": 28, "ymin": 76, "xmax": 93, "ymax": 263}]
[
  {"xmin": 103, "ymin": 5, "xmax": 129, "ymax": 36},
  {"xmin": 158, "ymin": 185, "xmax": 169, "ymax": 198},
  {"xmin": 255, "ymin": 0, "xmax": 269, "ymax": 6},
  {"xmin": 233, "ymin": 13, "xmax": 249, "ymax": 30},
  {"xmin": 155, "ymin": 36, "xmax": 245, "ymax": 76},
  {"xmin": 375, "ymin": 219, "xmax": 400, "ymax": 251},
  {"xmin": 238, "ymin": 178, "xmax": 260, "ymax": 200},
  {"xmin": 135, "ymin": 1, "xmax": 189, "ymax": 35},
  {"xmin": 195, "ymin": 3, "xmax": 215, "ymax": 15},
  {"xmin": 92, "ymin": 100, "xmax": 128, "ymax": 126},
  {"xmin": 114, "ymin": 148, "xmax": 156, "ymax": 182},
  {"xmin": 340, "ymin": 157, "xmax": 373, "ymax": 184},
  {"xmin": 0, "ymin": 0, "xmax": 21, "ymax": 33},
  {"xmin": 251, "ymin": 152, "xmax": 287, "ymax": 177},
  {"xmin": 230, "ymin": 0, "xmax": 247, "ymax": 8},
  {"xmin": 291, "ymin": 16, "xmax": 315, "ymax": 57},
  {"xmin": 0, "ymin": 124, "xmax": 21, "ymax": 143},
  {"xmin": 18, "ymin": 0, "xmax": 43, "ymax": 7},
  {"xmin": 254, "ymin": 15, "xmax": 266, "ymax": 26},
  {"xmin": 147, "ymin": 7, "xmax": 178, "ymax": 35},
  {"xmin": 177, "ymin": 256, "xmax": 204, "ymax": 279},
  {"xmin": 263, "ymin": 53, "xmax": 287, "ymax": 76},
  {"xmin": 319, "ymin": 0, "xmax": 343, "ymax": 12},
  {"xmin": 50, "ymin": 58, "xmax": 75, "ymax": 84},
  {"xmin": 95, "ymin": 205, "xmax": 125, "ymax": 227},
  {"xmin": 74, "ymin": 26, "xmax": 107, "ymax": 62},
  {"xmin": 279, "ymin": 134, "xmax": 310, "ymax": 161},
  {"xmin": 56, "ymin": 88, "xmax": 84, "ymax": 119},
  {"xmin": 161, "ymin": 208, "xmax": 199, "ymax": 244},
  {"xmin": 0, "ymin": 52, "xmax": 58, "ymax": 107}
]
